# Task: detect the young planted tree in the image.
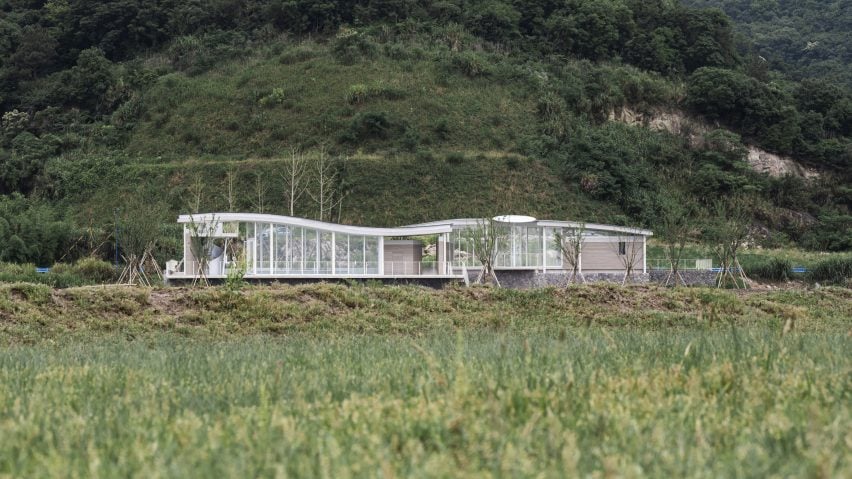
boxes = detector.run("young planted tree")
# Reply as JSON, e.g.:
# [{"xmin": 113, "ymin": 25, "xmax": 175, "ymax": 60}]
[
  {"xmin": 612, "ymin": 233, "xmax": 643, "ymax": 285},
  {"xmin": 658, "ymin": 195, "xmax": 698, "ymax": 287},
  {"xmin": 707, "ymin": 197, "xmax": 752, "ymax": 289},
  {"xmin": 280, "ymin": 147, "xmax": 308, "ymax": 216},
  {"xmin": 554, "ymin": 224, "xmax": 586, "ymax": 285},
  {"xmin": 186, "ymin": 214, "xmax": 220, "ymax": 287},
  {"xmin": 116, "ymin": 197, "xmax": 166, "ymax": 286},
  {"xmin": 307, "ymin": 147, "xmax": 345, "ymax": 222},
  {"xmin": 465, "ymin": 217, "xmax": 505, "ymax": 286}
]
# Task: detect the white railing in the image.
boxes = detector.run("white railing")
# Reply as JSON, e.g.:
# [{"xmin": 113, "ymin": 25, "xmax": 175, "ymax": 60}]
[
  {"xmin": 452, "ymin": 252, "xmax": 562, "ymax": 269},
  {"xmin": 383, "ymin": 261, "xmax": 456, "ymax": 276},
  {"xmin": 237, "ymin": 260, "xmax": 458, "ymax": 277}
]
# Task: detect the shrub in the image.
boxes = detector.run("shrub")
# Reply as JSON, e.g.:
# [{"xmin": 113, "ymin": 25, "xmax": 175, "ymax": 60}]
[
  {"xmin": 331, "ymin": 28, "xmax": 377, "ymax": 64},
  {"xmin": 341, "ymin": 111, "xmax": 393, "ymax": 143},
  {"xmin": 72, "ymin": 257, "xmax": 118, "ymax": 283},
  {"xmin": 400, "ymin": 127, "xmax": 420, "ymax": 152},
  {"xmin": 744, "ymin": 258, "xmax": 792, "ymax": 282},
  {"xmin": 279, "ymin": 45, "xmax": 316, "ymax": 64},
  {"xmin": 415, "ymin": 149, "xmax": 435, "ymax": 162},
  {"xmin": 259, "ymin": 88, "xmax": 288, "ymax": 107},
  {"xmin": 432, "ymin": 118, "xmax": 451, "ymax": 140},
  {"xmin": 808, "ymin": 257, "xmax": 852, "ymax": 285},
  {"xmin": 345, "ymin": 83, "xmax": 405, "ymax": 105},
  {"xmin": 445, "ymin": 152, "xmax": 465, "ymax": 164},
  {"xmin": 446, "ymin": 51, "xmax": 493, "ymax": 78}
]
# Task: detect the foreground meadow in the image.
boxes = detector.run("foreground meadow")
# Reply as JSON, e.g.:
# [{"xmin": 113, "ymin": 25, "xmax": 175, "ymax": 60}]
[{"xmin": 0, "ymin": 283, "xmax": 849, "ymax": 477}]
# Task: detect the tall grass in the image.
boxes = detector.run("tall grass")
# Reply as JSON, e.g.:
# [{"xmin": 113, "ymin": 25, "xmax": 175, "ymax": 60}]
[
  {"xmin": 0, "ymin": 258, "xmax": 117, "ymax": 288},
  {"xmin": 809, "ymin": 256, "xmax": 852, "ymax": 285},
  {"xmin": 0, "ymin": 330, "xmax": 848, "ymax": 477},
  {"xmin": 743, "ymin": 257, "xmax": 793, "ymax": 282}
]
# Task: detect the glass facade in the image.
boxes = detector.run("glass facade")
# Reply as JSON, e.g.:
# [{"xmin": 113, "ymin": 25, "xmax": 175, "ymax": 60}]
[
  {"xmin": 450, "ymin": 225, "xmax": 565, "ymax": 269},
  {"xmin": 235, "ymin": 222, "xmax": 382, "ymax": 276},
  {"xmin": 178, "ymin": 215, "xmax": 647, "ymax": 280}
]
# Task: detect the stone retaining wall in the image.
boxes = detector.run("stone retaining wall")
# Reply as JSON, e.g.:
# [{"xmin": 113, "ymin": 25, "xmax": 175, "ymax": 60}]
[
  {"xmin": 467, "ymin": 269, "xmax": 716, "ymax": 289},
  {"xmin": 649, "ymin": 269, "xmax": 717, "ymax": 287}
]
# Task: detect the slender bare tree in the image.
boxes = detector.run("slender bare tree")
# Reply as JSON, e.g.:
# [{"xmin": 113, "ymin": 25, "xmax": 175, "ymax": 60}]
[
  {"xmin": 307, "ymin": 146, "xmax": 344, "ymax": 222},
  {"xmin": 186, "ymin": 174, "xmax": 205, "ymax": 213},
  {"xmin": 252, "ymin": 171, "xmax": 268, "ymax": 213},
  {"xmin": 612, "ymin": 234, "xmax": 643, "ymax": 285},
  {"xmin": 280, "ymin": 147, "xmax": 309, "ymax": 216},
  {"xmin": 222, "ymin": 167, "xmax": 237, "ymax": 212},
  {"xmin": 554, "ymin": 224, "xmax": 586, "ymax": 285}
]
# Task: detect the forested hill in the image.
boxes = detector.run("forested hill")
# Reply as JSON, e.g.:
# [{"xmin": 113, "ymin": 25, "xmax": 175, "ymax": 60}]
[
  {"xmin": 682, "ymin": 0, "xmax": 852, "ymax": 87},
  {"xmin": 0, "ymin": 1, "xmax": 850, "ymax": 266}
]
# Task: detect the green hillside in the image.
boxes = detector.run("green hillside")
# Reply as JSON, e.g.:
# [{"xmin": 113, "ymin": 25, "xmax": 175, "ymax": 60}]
[
  {"xmin": 0, "ymin": 1, "xmax": 850, "ymax": 265},
  {"xmin": 681, "ymin": 0, "xmax": 852, "ymax": 87}
]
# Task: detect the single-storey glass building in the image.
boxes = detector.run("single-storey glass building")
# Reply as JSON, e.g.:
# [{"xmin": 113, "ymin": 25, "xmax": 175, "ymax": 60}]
[{"xmin": 164, "ymin": 213, "xmax": 652, "ymax": 281}]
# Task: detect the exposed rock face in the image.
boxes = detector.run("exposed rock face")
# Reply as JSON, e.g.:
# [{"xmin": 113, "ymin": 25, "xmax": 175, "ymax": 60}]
[
  {"xmin": 609, "ymin": 107, "xmax": 819, "ymax": 179},
  {"xmin": 746, "ymin": 147, "xmax": 819, "ymax": 179}
]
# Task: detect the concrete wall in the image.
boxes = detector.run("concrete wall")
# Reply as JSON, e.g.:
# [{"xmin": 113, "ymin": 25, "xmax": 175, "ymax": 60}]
[{"xmin": 383, "ymin": 240, "xmax": 423, "ymax": 275}]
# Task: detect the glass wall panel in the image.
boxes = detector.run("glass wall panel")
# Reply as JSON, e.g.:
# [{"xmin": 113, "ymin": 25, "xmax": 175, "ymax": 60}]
[
  {"xmin": 319, "ymin": 231, "xmax": 333, "ymax": 274},
  {"xmin": 305, "ymin": 229, "xmax": 318, "ymax": 272},
  {"xmin": 350, "ymin": 236, "xmax": 365, "ymax": 274},
  {"xmin": 493, "ymin": 225, "xmax": 511, "ymax": 267},
  {"xmin": 526, "ymin": 226, "xmax": 543, "ymax": 267},
  {"xmin": 545, "ymin": 227, "xmax": 562, "ymax": 267},
  {"xmin": 365, "ymin": 237, "xmax": 379, "ymax": 274},
  {"xmin": 451, "ymin": 227, "xmax": 478, "ymax": 267},
  {"xmin": 257, "ymin": 223, "xmax": 271, "ymax": 274},
  {"xmin": 335, "ymin": 233, "xmax": 349, "ymax": 274},
  {"xmin": 273, "ymin": 225, "xmax": 290, "ymax": 274},
  {"xmin": 291, "ymin": 227, "xmax": 304, "ymax": 273}
]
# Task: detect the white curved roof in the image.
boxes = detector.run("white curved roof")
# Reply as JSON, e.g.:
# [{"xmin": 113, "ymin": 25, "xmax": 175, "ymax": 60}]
[
  {"xmin": 177, "ymin": 213, "xmax": 452, "ymax": 236},
  {"xmin": 405, "ymin": 218, "xmax": 652, "ymax": 236}
]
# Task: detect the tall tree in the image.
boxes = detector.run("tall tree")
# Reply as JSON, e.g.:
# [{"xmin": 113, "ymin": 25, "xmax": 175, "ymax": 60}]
[{"xmin": 280, "ymin": 147, "xmax": 308, "ymax": 217}]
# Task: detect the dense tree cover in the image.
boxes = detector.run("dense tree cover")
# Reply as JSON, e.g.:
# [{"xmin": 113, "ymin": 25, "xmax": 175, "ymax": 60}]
[
  {"xmin": 682, "ymin": 0, "xmax": 852, "ymax": 88},
  {"xmin": 0, "ymin": 1, "xmax": 739, "ymax": 110},
  {"xmin": 686, "ymin": 68, "xmax": 852, "ymax": 168},
  {"xmin": 0, "ymin": 0, "xmax": 848, "ymax": 260},
  {"xmin": 0, "ymin": 194, "xmax": 78, "ymax": 265}
]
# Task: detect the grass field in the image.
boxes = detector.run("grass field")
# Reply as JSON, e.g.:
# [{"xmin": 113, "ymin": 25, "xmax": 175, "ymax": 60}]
[{"xmin": 0, "ymin": 283, "xmax": 849, "ymax": 477}]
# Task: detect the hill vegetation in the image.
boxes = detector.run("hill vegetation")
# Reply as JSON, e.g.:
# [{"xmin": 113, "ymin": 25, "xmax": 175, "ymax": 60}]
[
  {"xmin": 682, "ymin": 0, "xmax": 852, "ymax": 87},
  {"xmin": 0, "ymin": 1, "xmax": 850, "ymax": 266}
]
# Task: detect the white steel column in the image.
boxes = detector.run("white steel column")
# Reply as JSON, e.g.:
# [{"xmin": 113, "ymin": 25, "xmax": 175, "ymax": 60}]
[
  {"xmin": 315, "ymin": 230, "xmax": 320, "ymax": 273},
  {"xmin": 541, "ymin": 227, "xmax": 546, "ymax": 273},
  {"xmin": 252, "ymin": 223, "xmax": 257, "ymax": 275},
  {"xmin": 378, "ymin": 237, "xmax": 384, "ymax": 275},
  {"xmin": 643, "ymin": 235, "xmax": 647, "ymax": 274},
  {"xmin": 268, "ymin": 223, "xmax": 273, "ymax": 275},
  {"xmin": 331, "ymin": 232, "xmax": 336, "ymax": 275}
]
